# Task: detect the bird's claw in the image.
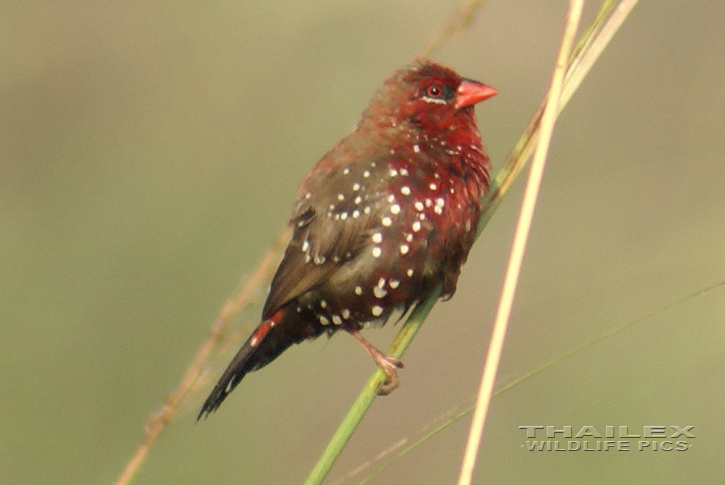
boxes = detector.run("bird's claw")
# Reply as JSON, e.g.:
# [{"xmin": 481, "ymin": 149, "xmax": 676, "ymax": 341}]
[
  {"xmin": 376, "ymin": 355, "xmax": 404, "ymax": 396},
  {"xmin": 344, "ymin": 324, "xmax": 404, "ymax": 395}
]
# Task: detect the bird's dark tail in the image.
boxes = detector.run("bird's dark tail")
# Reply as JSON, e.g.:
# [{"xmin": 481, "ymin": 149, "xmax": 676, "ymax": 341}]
[{"xmin": 197, "ymin": 307, "xmax": 324, "ymax": 420}]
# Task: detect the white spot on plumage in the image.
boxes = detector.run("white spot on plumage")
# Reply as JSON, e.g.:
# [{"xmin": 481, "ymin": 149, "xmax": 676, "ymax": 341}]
[
  {"xmin": 399, "ymin": 168, "xmax": 409, "ymax": 176},
  {"xmin": 319, "ymin": 315, "xmax": 330, "ymax": 325},
  {"xmin": 371, "ymin": 305, "xmax": 383, "ymax": 317},
  {"xmin": 373, "ymin": 286, "xmax": 387, "ymax": 299},
  {"xmin": 304, "ymin": 192, "xmax": 311, "ymax": 199},
  {"xmin": 436, "ymin": 197, "xmax": 445, "ymax": 208},
  {"xmin": 354, "ymin": 286, "xmax": 363, "ymax": 295},
  {"xmin": 354, "ymin": 195, "xmax": 363, "ymax": 204},
  {"xmin": 381, "ymin": 216, "xmax": 392, "ymax": 227},
  {"xmin": 413, "ymin": 144, "xmax": 420, "ymax": 153},
  {"xmin": 343, "ymin": 168, "xmax": 350, "ymax": 175},
  {"xmin": 301, "ymin": 239, "xmax": 310, "ymax": 252},
  {"xmin": 352, "ymin": 182, "xmax": 361, "ymax": 191},
  {"xmin": 414, "ymin": 201, "xmax": 424, "ymax": 211},
  {"xmin": 429, "ymin": 182, "xmax": 438, "ymax": 191},
  {"xmin": 389, "ymin": 279, "xmax": 400, "ymax": 289},
  {"xmin": 372, "ymin": 246, "xmax": 382, "ymax": 258},
  {"xmin": 364, "ymin": 206, "xmax": 371, "ymax": 214},
  {"xmin": 363, "ymin": 170, "xmax": 370, "ymax": 178},
  {"xmin": 389, "ymin": 168, "xmax": 398, "ymax": 177},
  {"xmin": 401, "ymin": 186, "xmax": 411, "ymax": 196},
  {"xmin": 406, "ymin": 268, "xmax": 414, "ymax": 277},
  {"xmin": 337, "ymin": 193, "xmax": 345, "ymax": 201},
  {"xmin": 332, "ymin": 315, "xmax": 342, "ymax": 325},
  {"xmin": 340, "ymin": 212, "xmax": 348, "ymax": 220},
  {"xmin": 352, "ymin": 209, "xmax": 360, "ymax": 218},
  {"xmin": 405, "ymin": 233, "xmax": 414, "ymax": 242},
  {"xmin": 390, "ymin": 204, "xmax": 400, "ymax": 215},
  {"xmin": 400, "ymin": 244, "xmax": 410, "ymax": 255},
  {"xmin": 342, "ymin": 308, "xmax": 351, "ymax": 319},
  {"xmin": 412, "ymin": 220, "xmax": 421, "ymax": 232},
  {"xmin": 320, "ymin": 300, "xmax": 328, "ymax": 309},
  {"xmin": 372, "ymin": 232, "xmax": 383, "ymax": 244}
]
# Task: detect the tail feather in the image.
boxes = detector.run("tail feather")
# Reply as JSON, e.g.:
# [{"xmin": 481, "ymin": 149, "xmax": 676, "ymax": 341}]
[
  {"xmin": 197, "ymin": 308, "xmax": 325, "ymax": 420},
  {"xmin": 197, "ymin": 311, "xmax": 283, "ymax": 420}
]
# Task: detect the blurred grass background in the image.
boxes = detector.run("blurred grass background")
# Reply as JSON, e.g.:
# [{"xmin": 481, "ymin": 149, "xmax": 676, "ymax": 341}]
[{"xmin": 2, "ymin": 1, "xmax": 724, "ymax": 484}]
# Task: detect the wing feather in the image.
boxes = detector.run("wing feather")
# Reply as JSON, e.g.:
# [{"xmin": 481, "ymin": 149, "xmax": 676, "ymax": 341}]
[{"xmin": 262, "ymin": 158, "xmax": 386, "ymax": 318}]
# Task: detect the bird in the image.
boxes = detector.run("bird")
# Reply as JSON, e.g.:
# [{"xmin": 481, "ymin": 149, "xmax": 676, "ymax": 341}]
[{"xmin": 198, "ymin": 59, "xmax": 496, "ymax": 419}]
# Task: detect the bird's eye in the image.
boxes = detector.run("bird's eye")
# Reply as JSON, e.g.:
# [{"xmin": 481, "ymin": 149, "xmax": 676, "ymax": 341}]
[{"xmin": 426, "ymin": 84, "xmax": 443, "ymax": 98}]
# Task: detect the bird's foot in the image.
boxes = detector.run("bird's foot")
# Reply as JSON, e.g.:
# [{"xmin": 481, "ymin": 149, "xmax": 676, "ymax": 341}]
[
  {"xmin": 345, "ymin": 325, "xmax": 404, "ymax": 395},
  {"xmin": 375, "ymin": 354, "xmax": 404, "ymax": 395}
]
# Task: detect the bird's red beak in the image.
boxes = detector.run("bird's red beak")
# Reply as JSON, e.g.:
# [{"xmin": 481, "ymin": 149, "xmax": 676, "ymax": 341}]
[{"xmin": 455, "ymin": 79, "xmax": 497, "ymax": 110}]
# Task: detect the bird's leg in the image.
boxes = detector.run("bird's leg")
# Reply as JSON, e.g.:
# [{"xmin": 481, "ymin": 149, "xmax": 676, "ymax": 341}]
[{"xmin": 344, "ymin": 324, "xmax": 404, "ymax": 395}]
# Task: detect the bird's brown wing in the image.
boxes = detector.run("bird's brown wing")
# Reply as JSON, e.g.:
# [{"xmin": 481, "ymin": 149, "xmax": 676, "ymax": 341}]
[{"xmin": 262, "ymin": 158, "xmax": 387, "ymax": 319}]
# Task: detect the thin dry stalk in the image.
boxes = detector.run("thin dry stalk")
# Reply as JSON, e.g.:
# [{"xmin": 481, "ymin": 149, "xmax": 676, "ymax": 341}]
[
  {"xmin": 420, "ymin": 0, "xmax": 490, "ymax": 57},
  {"xmin": 113, "ymin": 229, "xmax": 289, "ymax": 485},
  {"xmin": 456, "ymin": 1, "xmax": 583, "ymax": 484}
]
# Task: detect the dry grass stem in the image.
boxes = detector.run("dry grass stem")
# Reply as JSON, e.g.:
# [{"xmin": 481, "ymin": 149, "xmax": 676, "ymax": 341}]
[
  {"xmin": 113, "ymin": 229, "xmax": 289, "ymax": 485},
  {"xmin": 455, "ymin": 2, "xmax": 584, "ymax": 484},
  {"xmin": 420, "ymin": 0, "xmax": 490, "ymax": 57}
]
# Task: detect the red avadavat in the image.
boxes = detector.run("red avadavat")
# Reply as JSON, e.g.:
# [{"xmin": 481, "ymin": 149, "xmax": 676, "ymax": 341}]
[{"xmin": 199, "ymin": 60, "xmax": 496, "ymax": 419}]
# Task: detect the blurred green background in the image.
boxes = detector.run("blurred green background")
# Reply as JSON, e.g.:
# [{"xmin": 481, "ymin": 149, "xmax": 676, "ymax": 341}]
[{"xmin": 2, "ymin": 1, "xmax": 724, "ymax": 484}]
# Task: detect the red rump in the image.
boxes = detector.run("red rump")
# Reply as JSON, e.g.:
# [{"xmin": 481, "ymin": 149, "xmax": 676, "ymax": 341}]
[{"xmin": 199, "ymin": 59, "xmax": 496, "ymax": 419}]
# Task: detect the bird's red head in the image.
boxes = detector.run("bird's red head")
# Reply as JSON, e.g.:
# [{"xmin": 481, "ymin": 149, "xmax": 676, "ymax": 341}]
[{"xmin": 361, "ymin": 59, "xmax": 497, "ymax": 140}]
